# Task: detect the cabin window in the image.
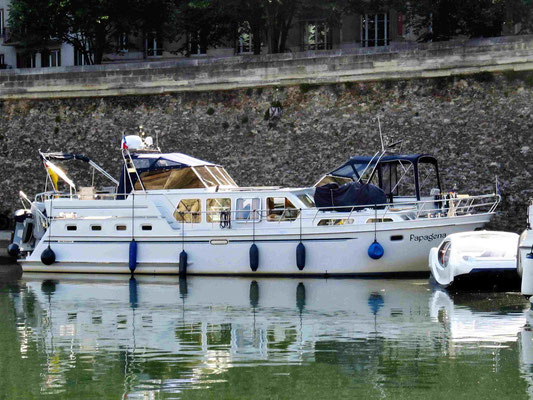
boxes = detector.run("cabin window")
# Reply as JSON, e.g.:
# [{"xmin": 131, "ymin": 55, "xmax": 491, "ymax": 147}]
[
  {"xmin": 366, "ymin": 218, "xmax": 393, "ymax": 223},
  {"xmin": 116, "ymin": 225, "xmax": 127, "ymax": 231},
  {"xmin": 209, "ymin": 167, "xmax": 232, "ymax": 186},
  {"xmin": 381, "ymin": 162, "xmax": 399, "ymax": 197},
  {"xmin": 298, "ymin": 194, "xmax": 315, "ymax": 208},
  {"xmin": 266, "ymin": 197, "xmax": 299, "ymax": 222},
  {"xmin": 418, "ymin": 163, "xmax": 440, "ymax": 198},
  {"xmin": 141, "ymin": 224, "xmax": 152, "ymax": 231},
  {"xmin": 207, "ymin": 198, "xmax": 231, "ymax": 222},
  {"xmin": 136, "ymin": 168, "xmax": 204, "ymax": 190},
  {"xmin": 217, "ymin": 167, "xmax": 238, "ymax": 186},
  {"xmin": 66, "ymin": 225, "xmax": 77, "ymax": 231},
  {"xmin": 235, "ymin": 198, "xmax": 261, "ymax": 221},
  {"xmin": 194, "ymin": 167, "xmax": 219, "ymax": 187},
  {"xmin": 390, "ymin": 235, "xmax": 403, "ymax": 241},
  {"xmin": 174, "ymin": 199, "xmax": 202, "ymax": 223},
  {"xmin": 317, "ymin": 218, "xmax": 354, "ymax": 226},
  {"xmin": 315, "ymin": 175, "xmax": 353, "ymax": 187},
  {"xmin": 91, "ymin": 225, "xmax": 102, "ymax": 231},
  {"xmin": 386, "ymin": 161, "xmax": 416, "ymax": 197}
]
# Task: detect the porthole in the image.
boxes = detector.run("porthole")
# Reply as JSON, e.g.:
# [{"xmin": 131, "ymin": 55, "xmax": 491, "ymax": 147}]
[
  {"xmin": 91, "ymin": 225, "xmax": 102, "ymax": 231},
  {"xmin": 66, "ymin": 225, "xmax": 77, "ymax": 231},
  {"xmin": 141, "ymin": 225, "xmax": 152, "ymax": 231},
  {"xmin": 116, "ymin": 225, "xmax": 127, "ymax": 231}
]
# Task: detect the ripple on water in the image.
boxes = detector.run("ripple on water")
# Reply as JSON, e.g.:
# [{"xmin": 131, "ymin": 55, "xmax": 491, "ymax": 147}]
[{"xmin": 0, "ymin": 275, "xmax": 530, "ymax": 399}]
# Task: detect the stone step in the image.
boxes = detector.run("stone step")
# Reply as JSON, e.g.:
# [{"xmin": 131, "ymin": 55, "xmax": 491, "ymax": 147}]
[{"xmin": 0, "ymin": 230, "xmax": 15, "ymax": 265}]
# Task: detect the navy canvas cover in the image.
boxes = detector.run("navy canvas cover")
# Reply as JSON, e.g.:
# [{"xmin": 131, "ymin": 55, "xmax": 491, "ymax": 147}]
[{"xmin": 314, "ymin": 182, "xmax": 387, "ymax": 211}]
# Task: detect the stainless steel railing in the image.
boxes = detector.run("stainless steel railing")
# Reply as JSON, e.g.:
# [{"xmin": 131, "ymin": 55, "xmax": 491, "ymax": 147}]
[{"xmin": 32, "ymin": 190, "xmax": 500, "ymax": 230}]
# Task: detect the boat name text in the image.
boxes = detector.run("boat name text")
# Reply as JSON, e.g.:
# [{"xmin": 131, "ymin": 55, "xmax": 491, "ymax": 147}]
[{"xmin": 410, "ymin": 233, "xmax": 447, "ymax": 243}]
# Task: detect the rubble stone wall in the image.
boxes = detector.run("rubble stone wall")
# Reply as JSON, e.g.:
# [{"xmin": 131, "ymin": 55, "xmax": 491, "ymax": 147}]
[{"xmin": 1, "ymin": 71, "xmax": 532, "ymax": 232}]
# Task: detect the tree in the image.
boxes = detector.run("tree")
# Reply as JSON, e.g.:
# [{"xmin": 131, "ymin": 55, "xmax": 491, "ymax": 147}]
[
  {"xmin": 401, "ymin": 0, "xmax": 532, "ymax": 42},
  {"xmin": 9, "ymin": 0, "xmax": 135, "ymax": 64},
  {"xmin": 171, "ymin": 0, "xmax": 235, "ymax": 56}
]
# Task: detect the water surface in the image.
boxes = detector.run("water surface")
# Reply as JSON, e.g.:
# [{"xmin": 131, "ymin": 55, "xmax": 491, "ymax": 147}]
[{"xmin": 0, "ymin": 266, "xmax": 531, "ymax": 399}]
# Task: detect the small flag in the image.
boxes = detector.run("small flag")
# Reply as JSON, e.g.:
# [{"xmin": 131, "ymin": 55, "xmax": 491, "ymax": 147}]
[
  {"xmin": 122, "ymin": 136, "xmax": 128, "ymax": 150},
  {"xmin": 44, "ymin": 161, "xmax": 59, "ymax": 191}
]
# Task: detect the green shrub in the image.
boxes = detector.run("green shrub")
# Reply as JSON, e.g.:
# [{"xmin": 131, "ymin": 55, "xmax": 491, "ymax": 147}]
[
  {"xmin": 299, "ymin": 83, "xmax": 320, "ymax": 93},
  {"xmin": 206, "ymin": 107, "xmax": 215, "ymax": 115}
]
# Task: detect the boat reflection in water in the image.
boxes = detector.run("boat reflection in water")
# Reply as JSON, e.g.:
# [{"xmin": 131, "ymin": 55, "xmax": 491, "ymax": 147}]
[{"xmin": 5, "ymin": 274, "xmax": 532, "ymax": 398}]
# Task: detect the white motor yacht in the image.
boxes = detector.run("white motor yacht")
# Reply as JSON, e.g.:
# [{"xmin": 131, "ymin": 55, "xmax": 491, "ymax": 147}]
[{"xmin": 8, "ymin": 133, "xmax": 499, "ymax": 276}]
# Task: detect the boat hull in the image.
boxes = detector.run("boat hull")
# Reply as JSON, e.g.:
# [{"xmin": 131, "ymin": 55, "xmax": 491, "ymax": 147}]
[{"xmin": 20, "ymin": 214, "xmax": 492, "ymax": 275}]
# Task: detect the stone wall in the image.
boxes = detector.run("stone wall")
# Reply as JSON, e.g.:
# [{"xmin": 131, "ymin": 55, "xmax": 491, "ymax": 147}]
[
  {"xmin": 1, "ymin": 70, "xmax": 532, "ymax": 232},
  {"xmin": 1, "ymin": 35, "xmax": 533, "ymax": 99}
]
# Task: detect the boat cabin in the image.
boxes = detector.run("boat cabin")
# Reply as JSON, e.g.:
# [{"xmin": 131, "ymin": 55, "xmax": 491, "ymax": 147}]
[
  {"xmin": 118, "ymin": 153, "xmax": 238, "ymax": 197},
  {"xmin": 316, "ymin": 154, "xmax": 442, "ymax": 202}
]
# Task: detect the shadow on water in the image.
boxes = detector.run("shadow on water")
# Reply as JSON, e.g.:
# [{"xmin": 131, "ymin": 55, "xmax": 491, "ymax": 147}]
[{"xmin": 0, "ymin": 270, "xmax": 531, "ymax": 398}]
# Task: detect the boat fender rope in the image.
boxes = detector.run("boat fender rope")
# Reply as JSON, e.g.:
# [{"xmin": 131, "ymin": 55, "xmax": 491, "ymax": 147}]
[
  {"xmin": 42, "ymin": 194, "xmax": 56, "ymax": 265},
  {"xmin": 368, "ymin": 206, "xmax": 384, "ymax": 260},
  {"xmin": 250, "ymin": 212, "xmax": 259, "ymax": 271},
  {"xmin": 296, "ymin": 209, "xmax": 306, "ymax": 270},
  {"xmin": 129, "ymin": 192, "xmax": 137, "ymax": 273},
  {"xmin": 179, "ymin": 215, "xmax": 188, "ymax": 276}
]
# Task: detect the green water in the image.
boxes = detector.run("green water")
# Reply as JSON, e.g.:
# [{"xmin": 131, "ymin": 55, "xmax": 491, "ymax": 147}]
[{"xmin": 0, "ymin": 267, "xmax": 531, "ymax": 399}]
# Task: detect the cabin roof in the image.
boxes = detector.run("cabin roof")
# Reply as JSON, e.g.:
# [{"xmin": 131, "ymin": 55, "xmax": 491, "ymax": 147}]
[
  {"xmin": 329, "ymin": 153, "xmax": 437, "ymax": 178},
  {"xmin": 131, "ymin": 153, "xmax": 217, "ymax": 169}
]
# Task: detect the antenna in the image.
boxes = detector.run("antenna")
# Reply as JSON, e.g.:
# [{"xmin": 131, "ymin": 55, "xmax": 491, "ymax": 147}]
[{"xmin": 378, "ymin": 116, "xmax": 385, "ymax": 152}]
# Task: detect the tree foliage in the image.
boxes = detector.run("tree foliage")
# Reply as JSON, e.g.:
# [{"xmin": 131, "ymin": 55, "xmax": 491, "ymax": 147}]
[{"xmin": 7, "ymin": 0, "xmax": 533, "ymax": 64}]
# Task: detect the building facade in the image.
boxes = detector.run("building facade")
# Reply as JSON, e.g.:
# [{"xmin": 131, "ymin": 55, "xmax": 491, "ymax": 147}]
[{"xmin": 0, "ymin": 3, "xmax": 420, "ymax": 69}]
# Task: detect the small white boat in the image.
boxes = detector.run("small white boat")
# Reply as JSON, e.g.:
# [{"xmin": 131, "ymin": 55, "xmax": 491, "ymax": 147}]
[
  {"xmin": 518, "ymin": 202, "xmax": 533, "ymax": 301},
  {"xmin": 429, "ymin": 231, "xmax": 519, "ymax": 290},
  {"xmin": 7, "ymin": 132, "xmax": 499, "ymax": 276}
]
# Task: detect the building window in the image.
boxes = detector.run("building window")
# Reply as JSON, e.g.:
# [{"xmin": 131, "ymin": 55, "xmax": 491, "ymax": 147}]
[
  {"xmin": 117, "ymin": 33, "xmax": 128, "ymax": 52},
  {"xmin": 41, "ymin": 49, "xmax": 61, "ymax": 68},
  {"xmin": 235, "ymin": 198, "xmax": 261, "ymax": 221},
  {"xmin": 0, "ymin": 54, "xmax": 5, "ymax": 67},
  {"xmin": 207, "ymin": 198, "xmax": 231, "ymax": 223},
  {"xmin": 0, "ymin": 9, "xmax": 4, "ymax": 36},
  {"xmin": 303, "ymin": 20, "xmax": 331, "ymax": 51},
  {"xmin": 189, "ymin": 31, "xmax": 207, "ymax": 55},
  {"xmin": 237, "ymin": 22, "xmax": 253, "ymax": 54},
  {"xmin": 74, "ymin": 48, "xmax": 90, "ymax": 66},
  {"xmin": 16, "ymin": 53, "xmax": 36, "ymax": 68},
  {"xmin": 146, "ymin": 33, "xmax": 163, "ymax": 57},
  {"xmin": 361, "ymin": 13, "xmax": 389, "ymax": 47},
  {"xmin": 266, "ymin": 197, "xmax": 299, "ymax": 222},
  {"xmin": 174, "ymin": 199, "xmax": 201, "ymax": 223}
]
